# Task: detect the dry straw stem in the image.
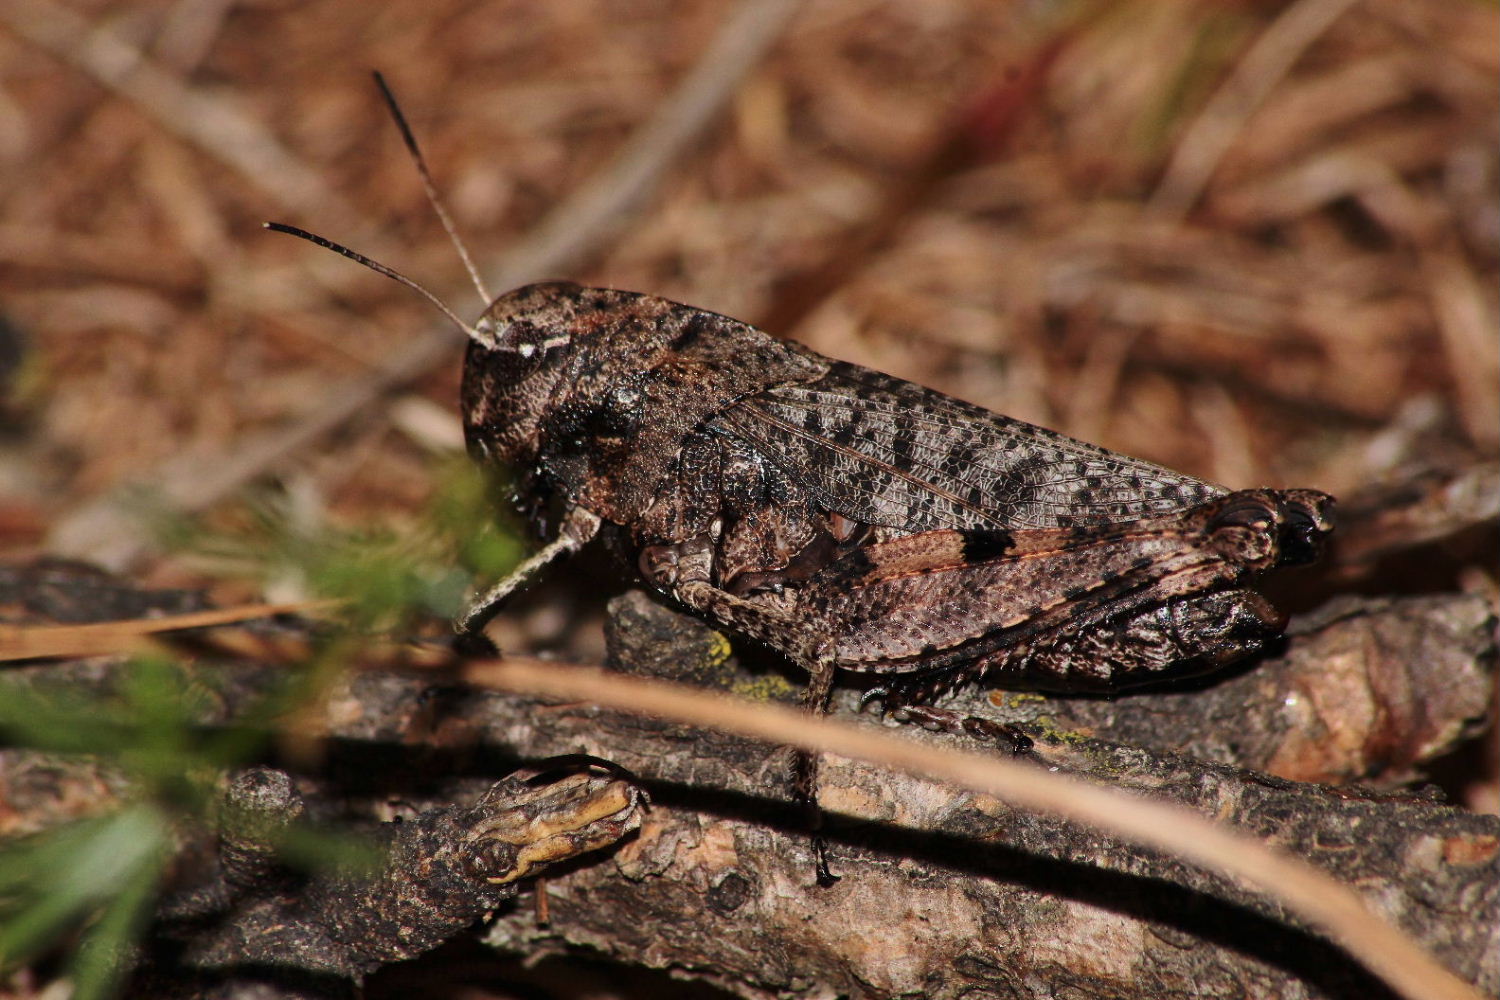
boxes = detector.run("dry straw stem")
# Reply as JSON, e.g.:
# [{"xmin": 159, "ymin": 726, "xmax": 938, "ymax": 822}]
[
  {"xmin": 0, "ymin": 0, "xmax": 364, "ymax": 233},
  {"xmin": 478, "ymin": 0, "xmax": 805, "ymax": 297},
  {"xmin": 0, "ymin": 600, "xmax": 336, "ymax": 661},
  {"xmin": 1148, "ymin": 0, "xmax": 1363, "ymax": 221},
  {"xmin": 466, "ymin": 657, "xmax": 1483, "ymax": 1000}
]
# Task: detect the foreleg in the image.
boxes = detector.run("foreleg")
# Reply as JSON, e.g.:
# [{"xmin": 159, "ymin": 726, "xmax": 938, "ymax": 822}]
[{"xmin": 453, "ymin": 506, "xmax": 601, "ymax": 653}]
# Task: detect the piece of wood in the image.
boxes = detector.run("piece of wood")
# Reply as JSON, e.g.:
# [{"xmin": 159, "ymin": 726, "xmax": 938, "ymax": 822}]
[{"xmin": 0, "ymin": 569, "xmax": 1494, "ymax": 998}]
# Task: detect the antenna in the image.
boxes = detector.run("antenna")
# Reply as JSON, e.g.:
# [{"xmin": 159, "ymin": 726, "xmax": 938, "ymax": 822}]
[
  {"xmin": 372, "ymin": 71, "xmax": 493, "ymax": 308},
  {"xmin": 263, "ymin": 222, "xmax": 483, "ymax": 341}
]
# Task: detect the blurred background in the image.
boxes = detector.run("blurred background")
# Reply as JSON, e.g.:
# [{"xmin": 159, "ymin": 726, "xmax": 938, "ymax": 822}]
[{"xmin": 0, "ymin": 0, "xmax": 1496, "ymax": 995}]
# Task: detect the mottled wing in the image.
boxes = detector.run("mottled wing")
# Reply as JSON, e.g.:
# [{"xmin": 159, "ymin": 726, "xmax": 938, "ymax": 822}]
[{"xmin": 712, "ymin": 362, "xmax": 1223, "ymax": 533}]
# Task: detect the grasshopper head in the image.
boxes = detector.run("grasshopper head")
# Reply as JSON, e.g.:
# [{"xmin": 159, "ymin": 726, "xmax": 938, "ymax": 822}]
[
  {"xmin": 461, "ymin": 281, "xmax": 588, "ymax": 467},
  {"xmin": 459, "ymin": 282, "xmax": 680, "ymax": 474}
]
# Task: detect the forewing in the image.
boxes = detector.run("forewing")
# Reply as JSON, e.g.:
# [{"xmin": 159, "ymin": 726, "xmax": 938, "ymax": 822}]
[{"xmin": 713, "ymin": 362, "xmax": 1222, "ymax": 533}]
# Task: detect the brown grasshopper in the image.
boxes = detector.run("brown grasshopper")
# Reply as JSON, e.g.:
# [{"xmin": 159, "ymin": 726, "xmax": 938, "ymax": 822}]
[
  {"xmin": 269, "ymin": 75, "xmax": 1334, "ymax": 885},
  {"xmin": 452, "ymin": 281, "xmax": 1332, "ymax": 700}
]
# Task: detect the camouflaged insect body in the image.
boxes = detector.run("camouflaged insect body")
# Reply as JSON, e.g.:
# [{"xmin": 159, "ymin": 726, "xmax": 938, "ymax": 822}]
[{"xmin": 461, "ymin": 281, "xmax": 1333, "ymax": 704}]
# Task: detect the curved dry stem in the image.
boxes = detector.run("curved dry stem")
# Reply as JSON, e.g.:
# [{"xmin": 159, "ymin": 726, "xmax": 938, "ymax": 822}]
[{"xmin": 465, "ymin": 656, "xmax": 1482, "ymax": 1000}]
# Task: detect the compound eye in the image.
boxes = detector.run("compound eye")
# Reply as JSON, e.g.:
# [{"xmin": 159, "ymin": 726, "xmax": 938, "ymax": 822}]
[{"xmin": 501, "ymin": 321, "xmax": 570, "ymax": 379}]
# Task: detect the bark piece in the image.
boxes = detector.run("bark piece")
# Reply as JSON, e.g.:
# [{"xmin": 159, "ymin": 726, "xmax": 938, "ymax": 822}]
[
  {"xmin": 1331, "ymin": 461, "xmax": 1500, "ymax": 568},
  {"xmin": 985, "ymin": 593, "xmax": 1496, "ymax": 785},
  {"xmin": 460, "ymin": 693, "xmax": 1498, "ymax": 1000},
  {"xmin": 1, "ymin": 569, "xmax": 1495, "ymax": 998},
  {"xmin": 148, "ymin": 765, "xmax": 645, "ymax": 998}
]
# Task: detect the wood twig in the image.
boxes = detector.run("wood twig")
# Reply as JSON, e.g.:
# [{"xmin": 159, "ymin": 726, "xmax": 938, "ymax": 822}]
[
  {"xmin": 461, "ymin": 659, "xmax": 1484, "ymax": 1000},
  {"xmin": 0, "ymin": 598, "xmax": 335, "ymax": 661},
  {"xmin": 1, "ymin": 568, "xmax": 1492, "ymax": 1000}
]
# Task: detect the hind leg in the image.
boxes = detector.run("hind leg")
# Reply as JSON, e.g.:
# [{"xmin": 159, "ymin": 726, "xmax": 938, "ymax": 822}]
[{"xmin": 658, "ymin": 578, "xmax": 843, "ymax": 886}]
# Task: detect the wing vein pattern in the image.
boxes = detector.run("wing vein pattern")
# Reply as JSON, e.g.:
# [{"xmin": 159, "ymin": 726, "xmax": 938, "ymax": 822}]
[{"xmin": 713, "ymin": 362, "xmax": 1223, "ymax": 533}]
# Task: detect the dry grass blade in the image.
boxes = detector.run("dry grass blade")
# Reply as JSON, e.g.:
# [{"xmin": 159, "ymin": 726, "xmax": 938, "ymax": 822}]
[
  {"xmin": 1148, "ymin": 0, "xmax": 1362, "ymax": 221},
  {"xmin": 0, "ymin": 0, "xmax": 364, "ymax": 233},
  {"xmin": 1421, "ymin": 245, "xmax": 1500, "ymax": 449},
  {"xmin": 755, "ymin": 32, "xmax": 1068, "ymax": 335},
  {"xmin": 482, "ymin": 0, "xmax": 806, "ymax": 295},
  {"xmin": 0, "ymin": 600, "xmax": 337, "ymax": 662},
  {"xmin": 465, "ymin": 657, "xmax": 1484, "ymax": 1000}
]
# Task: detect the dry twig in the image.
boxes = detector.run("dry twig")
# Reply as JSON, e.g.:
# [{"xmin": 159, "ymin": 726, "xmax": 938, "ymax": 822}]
[
  {"xmin": 0, "ymin": 599, "xmax": 334, "ymax": 661},
  {"xmin": 465, "ymin": 657, "xmax": 1483, "ymax": 1000}
]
